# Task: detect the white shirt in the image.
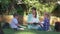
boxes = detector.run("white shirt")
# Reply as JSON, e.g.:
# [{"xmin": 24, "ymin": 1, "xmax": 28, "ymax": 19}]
[
  {"xmin": 32, "ymin": 17, "xmax": 39, "ymax": 23},
  {"xmin": 41, "ymin": 21, "xmax": 44, "ymax": 24},
  {"xmin": 10, "ymin": 18, "xmax": 18, "ymax": 28},
  {"xmin": 27, "ymin": 14, "xmax": 39, "ymax": 23}
]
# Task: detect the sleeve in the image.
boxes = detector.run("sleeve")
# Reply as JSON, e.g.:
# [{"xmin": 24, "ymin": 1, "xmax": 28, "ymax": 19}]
[{"xmin": 27, "ymin": 14, "xmax": 33, "ymax": 23}]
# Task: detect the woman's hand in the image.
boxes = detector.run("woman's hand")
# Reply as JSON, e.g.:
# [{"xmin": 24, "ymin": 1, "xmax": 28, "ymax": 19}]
[{"xmin": 30, "ymin": 22, "xmax": 33, "ymax": 24}]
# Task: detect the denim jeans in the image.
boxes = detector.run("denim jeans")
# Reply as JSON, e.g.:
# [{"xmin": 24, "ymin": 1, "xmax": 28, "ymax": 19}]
[{"xmin": 28, "ymin": 24, "xmax": 42, "ymax": 30}]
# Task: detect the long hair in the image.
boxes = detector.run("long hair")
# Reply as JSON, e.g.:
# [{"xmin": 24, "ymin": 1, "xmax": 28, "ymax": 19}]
[
  {"xmin": 32, "ymin": 7, "xmax": 37, "ymax": 18},
  {"xmin": 35, "ymin": 11, "xmax": 37, "ymax": 18}
]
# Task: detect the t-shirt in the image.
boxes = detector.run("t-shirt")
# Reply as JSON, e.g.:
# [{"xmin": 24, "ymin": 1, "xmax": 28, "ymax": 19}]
[
  {"xmin": 27, "ymin": 14, "xmax": 33, "ymax": 23},
  {"xmin": 43, "ymin": 18, "xmax": 50, "ymax": 26},
  {"xmin": 41, "ymin": 21, "xmax": 44, "ymax": 24},
  {"xmin": 10, "ymin": 18, "xmax": 18, "ymax": 28},
  {"xmin": 32, "ymin": 17, "xmax": 39, "ymax": 23},
  {"xmin": 27, "ymin": 14, "xmax": 39, "ymax": 23}
]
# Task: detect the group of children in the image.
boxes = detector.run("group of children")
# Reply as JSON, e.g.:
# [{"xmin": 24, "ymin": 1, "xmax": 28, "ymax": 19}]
[{"xmin": 9, "ymin": 7, "xmax": 51, "ymax": 31}]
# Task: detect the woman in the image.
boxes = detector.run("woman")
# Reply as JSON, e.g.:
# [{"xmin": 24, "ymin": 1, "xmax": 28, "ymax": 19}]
[{"xmin": 27, "ymin": 7, "xmax": 41, "ymax": 30}]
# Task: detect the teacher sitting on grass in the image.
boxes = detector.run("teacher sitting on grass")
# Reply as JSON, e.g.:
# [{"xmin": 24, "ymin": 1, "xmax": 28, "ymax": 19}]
[{"xmin": 27, "ymin": 7, "xmax": 41, "ymax": 30}]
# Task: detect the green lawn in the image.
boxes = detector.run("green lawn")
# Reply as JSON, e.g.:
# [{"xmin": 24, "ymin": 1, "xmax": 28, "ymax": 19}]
[{"xmin": 4, "ymin": 28, "xmax": 60, "ymax": 34}]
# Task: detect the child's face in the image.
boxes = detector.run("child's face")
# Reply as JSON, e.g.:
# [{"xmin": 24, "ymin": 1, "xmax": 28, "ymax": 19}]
[
  {"xmin": 44, "ymin": 14, "xmax": 48, "ymax": 18},
  {"xmin": 40, "ymin": 18, "xmax": 44, "ymax": 22},
  {"xmin": 15, "ymin": 16, "xmax": 19, "ymax": 19}
]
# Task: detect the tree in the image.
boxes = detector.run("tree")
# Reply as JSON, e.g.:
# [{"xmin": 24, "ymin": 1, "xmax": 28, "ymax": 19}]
[
  {"xmin": 23, "ymin": 0, "xmax": 56, "ymax": 15},
  {"xmin": 0, "ymin": 0, "xmax": 8, "ymax": 34},
  {"xmin": 52, "ymin": 4, "xmax": 60, "ymax": 17}
]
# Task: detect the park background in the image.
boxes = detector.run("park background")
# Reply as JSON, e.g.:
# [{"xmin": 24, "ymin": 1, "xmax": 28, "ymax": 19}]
[{"xmin": 0, "ymin": 0, "xmax": 60, "ymax": 34}]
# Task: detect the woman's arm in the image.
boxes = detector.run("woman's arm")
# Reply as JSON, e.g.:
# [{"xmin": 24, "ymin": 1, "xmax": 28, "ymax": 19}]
[{"xmin": 27, "ymin": 14, "xmax": 33, "ymax": 24}]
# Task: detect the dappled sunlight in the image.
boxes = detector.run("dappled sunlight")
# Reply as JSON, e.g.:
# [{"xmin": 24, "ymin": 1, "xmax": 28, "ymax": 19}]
[
  {"xmin": 23, "ymin": 16, "xmax": 28, "ymax": 25},
  {"xmin": 23, "ymin": 16, "xmax": 60, "ymax": 26},
  {"xmin": 14, "ymin": 31, "xmax": 36, "ymax": 34},
  {"xmin": 1, "ymin": 15, "xmax": 60, "ymax": 26},
  {"xmin": 50, "ymin": 16, "xmax": 60, "ymax": 26},
  {"xmin": 3, "ymin": 15, "xmax": 13, "ymax": 23},
  {"xmin": 4, "ymin": 29, "xmax": 60, "ymax": 34},
  {"xmin": 0, "ymin": 0, "xmax": 60, "ymax": 34}
]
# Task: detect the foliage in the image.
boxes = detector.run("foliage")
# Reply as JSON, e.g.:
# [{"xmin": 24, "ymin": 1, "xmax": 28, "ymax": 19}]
[
  {"xmin": 17, "ymin": 5, "xmax": 24, "ymax": 15},
  {"xmin": 0, "ymin": 0, "xmax": 11, "ymax": 14},
  {"xmin": 24, "ymin": 0, "xmax": 56, "ymax": 14},
  {"xmin": 0, "ymin": 0, "xmax": 58, "ymax": 15}
]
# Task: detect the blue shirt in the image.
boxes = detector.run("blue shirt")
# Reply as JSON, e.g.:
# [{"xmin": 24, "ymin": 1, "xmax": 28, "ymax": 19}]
[
  {"xmin": 43, "ymin": 18, "xmax": 50, "ymax": 26},
  {"xmin": 10, "ymin": 18, "xmax": 18, "ymax": 28}
]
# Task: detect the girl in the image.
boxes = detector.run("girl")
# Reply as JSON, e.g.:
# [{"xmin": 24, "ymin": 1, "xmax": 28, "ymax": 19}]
[
  {"xmin": 43, "ymin": 12, "xmax": 50, "ymax": 31},
  {"xmin": 39, "ymin": 17, "xmax": 44, "ymax": 30}
]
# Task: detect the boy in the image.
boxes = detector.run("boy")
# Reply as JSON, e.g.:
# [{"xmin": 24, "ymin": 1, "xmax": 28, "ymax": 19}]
[{"xmin": 10, "ymin": 13, "xmax": 24, "ymax": 31}]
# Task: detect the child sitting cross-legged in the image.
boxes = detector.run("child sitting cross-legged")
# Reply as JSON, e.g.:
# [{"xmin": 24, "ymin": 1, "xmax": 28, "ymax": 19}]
[
  {"xmin": 38, "ymin": 17, "xmax": 44, "ymax": 30},
  {"xmin": 43, "ymin": 12, "xmax": 50, "ymax": 31},
  {"xmin": 9, "ymin": 13, "xmax": 25, "ymax": 31}
]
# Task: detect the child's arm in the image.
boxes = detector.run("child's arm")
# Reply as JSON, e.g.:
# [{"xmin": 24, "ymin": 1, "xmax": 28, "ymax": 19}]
[
  {"xmin": 15, "ymin": 24, "xmax": 20, "ymax": 26},
  {"xmin": 39, "ymin": 21, "xmax": 44, "ymax": 27},
  {"xmin": 13, "ymin": 19, "xmax": 20, "ymax": 26}
]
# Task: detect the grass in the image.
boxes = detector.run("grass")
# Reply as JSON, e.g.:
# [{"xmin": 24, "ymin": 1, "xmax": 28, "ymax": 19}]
[{"xmin": 4, "ymin": 28, "xmax": 60, "ymax": 34}]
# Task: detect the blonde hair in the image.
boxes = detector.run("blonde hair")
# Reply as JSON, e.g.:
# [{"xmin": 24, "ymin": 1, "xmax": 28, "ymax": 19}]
[{"xmin": 39, "ymin": 17, "xmax": 44, "ymax": 22}]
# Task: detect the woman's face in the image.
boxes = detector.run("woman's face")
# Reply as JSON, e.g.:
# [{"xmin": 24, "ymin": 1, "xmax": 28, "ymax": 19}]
[{"xmin": 32, "ymin": 9, "xmax": 36, "ymax": 14}]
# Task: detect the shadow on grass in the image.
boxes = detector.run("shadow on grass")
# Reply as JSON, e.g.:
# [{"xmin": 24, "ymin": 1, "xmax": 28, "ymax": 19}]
[
  {"xmin": 4, "ymin": 29, "xmax": 15, "ymax": 34},
  {"xmin": 4, "ymin": 28, "xmax": 60, "ymax": 34}
]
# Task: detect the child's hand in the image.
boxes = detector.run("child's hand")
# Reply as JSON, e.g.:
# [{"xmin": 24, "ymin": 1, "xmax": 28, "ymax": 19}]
[
  {"xmin": 41, "ymin": 25, "xmax": 44, "ymax": 27},
  {"xmin": 38, "ymin": 23, "xmax": 43, "ymax": 27},
  {"xmin": 30, "ymin": 22, "xmax": 33, "ymax": 24}
]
